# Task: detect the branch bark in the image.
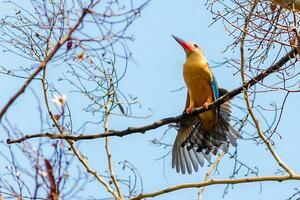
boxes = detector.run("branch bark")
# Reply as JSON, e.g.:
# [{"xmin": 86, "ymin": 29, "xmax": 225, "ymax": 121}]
[
  {"xmin": 6, "ymin": 47, "xmax": 298, "ymax": 144},
  {"xmin": 130, "ymin": 175, "xmax": 300, "ymax": 200}
]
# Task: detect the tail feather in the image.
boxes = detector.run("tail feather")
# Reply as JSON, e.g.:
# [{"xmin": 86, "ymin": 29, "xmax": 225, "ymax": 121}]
[
  {"xmin": 182, "ymin": 146, "xmax": 192, "ymax": 174},
  {"xmin": 188, "ymin": 148, "xmax": 199, "ymax": 171},
  {"xmin": 193, "ymin": 149, "xmax": 205, "ymax": 167},
  {"xmin": 179, "ymin": 147, "xmax": 187, "ymax": 174},
  {"xmin": 172, "ymin": 89, "xmax": 241, "ymax": 174},
  {"xmin": 172, "ymin": 121, "xmax": 211, "ymax": 174},
  {"xmin": 227, "ymin": 129, "xmax": 237, "ymax": 147},
  {"xmin": 221, "ymin": 142, "xmax": 229, "ymax": 153}
]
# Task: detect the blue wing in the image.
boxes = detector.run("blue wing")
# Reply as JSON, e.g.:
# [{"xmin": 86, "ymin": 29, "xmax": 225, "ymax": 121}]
[{"xmin": 211, "ymin": 75, "xmax": 219, "ymax": 100}]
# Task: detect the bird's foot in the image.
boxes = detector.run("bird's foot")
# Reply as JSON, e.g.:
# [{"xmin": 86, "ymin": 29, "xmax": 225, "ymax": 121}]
[
  {"xmin": 185, "ymin": 107, "xmax": 192, "ymax": 114},
  {"xmin": 202, "ymin": 102, "xmax": 209, "ymax": 110}
]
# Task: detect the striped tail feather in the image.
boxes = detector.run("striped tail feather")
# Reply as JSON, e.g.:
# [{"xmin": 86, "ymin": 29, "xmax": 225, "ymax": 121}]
[{"xmin": 172, "ymin": 89, "xmax": 241, "ymax": 174}]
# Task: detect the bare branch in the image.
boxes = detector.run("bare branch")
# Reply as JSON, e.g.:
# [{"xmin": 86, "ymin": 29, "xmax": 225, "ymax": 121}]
[
  {"xmin": 198, "ymin": 152, "xmax": 225, "ymax": 200},
  {"xmin": 130, "ymin": 175, "xmax": 300, "ymax": 200},
  {"xmin": 6, "ymin": 47, "xmax": 298, "ymax": 144},
  {"xmin": 104, "ymin": 79, "xmax": 123, "ymax": 199},
  {"xmin": 0, "ymin": 5, "xmax": 92, "ymax": 122},
  {"xmin": 239, "ymin": 1, "xmax": 295, "ymax": 176},
  {"xmin": 67, "ymin": 141, "xmax": 120, "ymax": 199}
]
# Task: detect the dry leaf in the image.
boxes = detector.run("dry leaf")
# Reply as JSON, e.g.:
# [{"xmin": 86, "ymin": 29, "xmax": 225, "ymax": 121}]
[
  {"xmin": 290, "ymin": 37, "xmax": 296, "ymax": 46},
  {"xmin": 270, "ymin": 3, "xmax": 276, "ymax": 12},
  {"xmin": 77, "ymin": 52, "xmax": 85, "ymax": 61},
  {"xmin": 66, "ymin": 41, "xmax": 73, "ymax": 51}
]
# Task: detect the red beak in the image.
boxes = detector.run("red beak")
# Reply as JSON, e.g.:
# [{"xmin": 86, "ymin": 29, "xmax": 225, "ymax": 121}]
[{"xmin": 172, "ymin": 35, "xmax": 193, "ymax": 52}]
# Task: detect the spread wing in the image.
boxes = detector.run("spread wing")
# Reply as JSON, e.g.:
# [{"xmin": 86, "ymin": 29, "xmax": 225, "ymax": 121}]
[{"xmin": 211, "ymin": 75, "xmax": 219, "ymax": 100}]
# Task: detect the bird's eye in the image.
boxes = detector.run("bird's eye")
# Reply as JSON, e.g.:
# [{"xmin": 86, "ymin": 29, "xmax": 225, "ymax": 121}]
[{"xmin": 193, "ymin": 44, "xmax": 198, "ymax": 48}]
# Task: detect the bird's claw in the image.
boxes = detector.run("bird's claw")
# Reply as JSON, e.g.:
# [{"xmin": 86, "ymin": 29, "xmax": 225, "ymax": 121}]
[
  {"xmin": 203, "ymin": 102, "xmax": 209, "ymax": 110},
  {"xmin": 184, "ymin": 107, "xmax": 192, "ymax": 114}
]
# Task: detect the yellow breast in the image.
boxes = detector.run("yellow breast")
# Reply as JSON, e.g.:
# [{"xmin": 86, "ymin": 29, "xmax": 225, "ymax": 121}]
[{"xmin": 183, "ymin": 54, "xmax": 216, "ymax": 131}]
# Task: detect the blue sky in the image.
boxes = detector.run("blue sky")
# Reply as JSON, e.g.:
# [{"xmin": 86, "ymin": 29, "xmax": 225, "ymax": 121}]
[{"xmin": 1, "ymin": 0, "xmax": 300, "ymax": 200}]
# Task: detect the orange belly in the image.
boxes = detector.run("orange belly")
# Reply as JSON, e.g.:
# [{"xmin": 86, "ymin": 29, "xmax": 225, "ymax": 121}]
[
  {"xmin": 184, "ymin": 62, "xmax": 217, "ymax": 132},
  {"xmin": 188, "ymin": 85, "xmax": 216, "ymax": 132}
]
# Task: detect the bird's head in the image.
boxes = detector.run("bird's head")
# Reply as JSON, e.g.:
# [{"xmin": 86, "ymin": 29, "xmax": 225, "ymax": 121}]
[{"xmin": 172, "ymin": 35, "xmax": 205, "ymax": 59}]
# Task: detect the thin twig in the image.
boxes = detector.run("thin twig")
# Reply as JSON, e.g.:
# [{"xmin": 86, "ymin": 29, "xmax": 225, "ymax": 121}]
[
  {"xmin": 241, "ymin": 84, "xmax": 295, "ymax": 176},
  {"xmin": 0, "ymin": 7, "xmax": 90, "ymax": 122},
  {"xmin": 198, "ymin": 152, "xmax": 225, "ymax": 200},
  {"xmin": 104, "ymin": 79, "xmax": 123, "ymax": 199},
  {"xmin": 239, "ymin": 1, "xmax": 295, "ymax": 176},
  {"xmin": 35, "ymin": 3, "xmax": 121, "ymax": 199},
  {"xmin": 68, "ymin": 141, "xmax": 119, "ymax": 198}
]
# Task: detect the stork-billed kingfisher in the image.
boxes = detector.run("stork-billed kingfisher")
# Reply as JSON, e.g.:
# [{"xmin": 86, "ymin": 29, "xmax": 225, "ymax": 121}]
[{"xmin": 172, "ymin": 35, "xmax": 241, "ymax": 174}]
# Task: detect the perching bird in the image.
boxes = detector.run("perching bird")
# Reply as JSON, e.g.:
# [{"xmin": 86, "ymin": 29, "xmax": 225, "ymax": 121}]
[{"xmin": 172, "ymin": 35, "xmax": 241, "ymax": 174}]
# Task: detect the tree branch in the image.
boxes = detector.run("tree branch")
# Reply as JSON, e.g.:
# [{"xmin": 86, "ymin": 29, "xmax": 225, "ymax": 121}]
[
  {"xmin": 130, "ymin": 175, "xmax": 300, "ymax": 200},
  {"xmin": 0, "ymin": 7, "xmax": 90, "ymax": 122},
  {"xmin": 239, "ymin": 2, "xmax": 295, "ymax": 176},
  {"xmin": 68, "ymin": 140, "xmax": 120, "ymax": 199},
  {"xmin": 104, "ymin": 83, "xmax": 123, "ymax": 199},
  {"xmin": 198, "ymin": 152, "xmax": 225, "ymax": 200},
  {"xmin": 6, "ymin": 48, "xmax": 298, "ymax": 144}
]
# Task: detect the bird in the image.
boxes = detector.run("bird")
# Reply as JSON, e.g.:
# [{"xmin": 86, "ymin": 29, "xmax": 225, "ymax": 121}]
[{"xmin": 171, "ymin": 35, "xmax": 241, "ymax": 174}]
